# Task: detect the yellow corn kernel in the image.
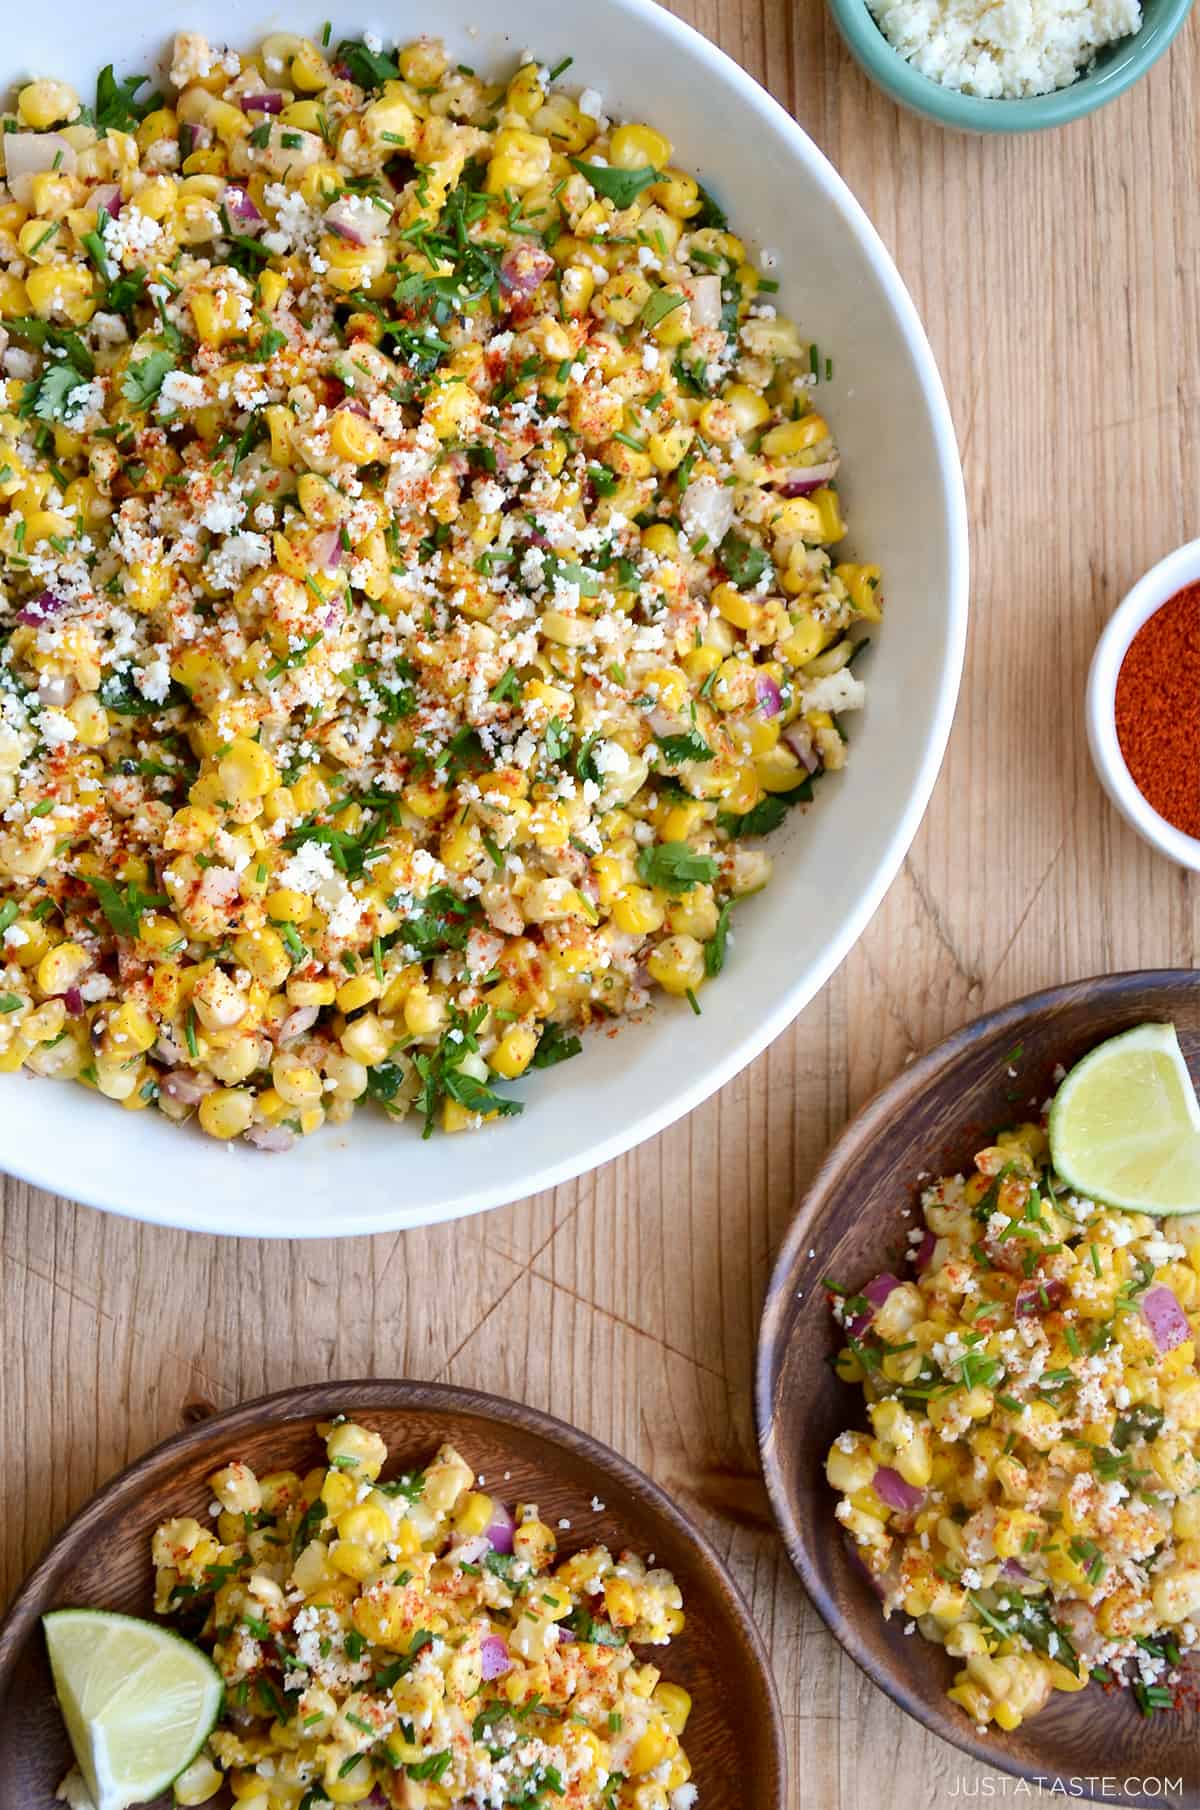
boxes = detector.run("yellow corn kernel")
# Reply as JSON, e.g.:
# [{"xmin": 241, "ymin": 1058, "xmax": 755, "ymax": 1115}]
[
  {"xmin": 172, "ymin": 1750, "xmax": 223, "ymax": 1804},
  {"xmin": 682, "ymin": 644, "xmax": 722, "ymax": 683},
  {"xmin": 403, "ymin": 985, "xmax": 446, "ymax": 1038},
  {"xmin": 647, "ymin": 934, "xmax": 705, "ymax": 997},
  {"xmin": 490, "ymin": 1024, "xmax": 537, "ymax": 1079},
  {"xmin": 189, "ymin": 287, "xmax": 247, "ymax": 348},
  {"xmin": 104, "ymin": 1000, "xmax": 157, "ymax": 1056},
  {"xmin": 612, "ymin": 887, "xmax": 665, "ymax": 936},
  {"xmin": 507, "ymin": 61, "xmax": 546, "ymax": 116},
  {"xmin": 17, "ymin": 79, "xmax": 80, "ymax": 130},
  {"xmin": 340, "ymin": 1012, "xmax": 392, "ymax": 1065},
  {"xmin": 233, "ymin": 928, "xmax": 290, "ymax": 990},
  {"xmin": 335, "ymin": 974, "xmax": 381, "ymax": 1015},
  {"xmin": 0, "ymin": 272, "xmax": 30, "ymax": 318},
  {"xmin": 360, "ymin": 87, "xmax": 417, "ymax": 150},
  {"xmin": 265, "ymin": 888, "xmax": 313, "ymax": 924},
  {"xmin": 264, "ymin": 404, "xmax": 294, "ymax": 466},
  {"xmin": 326, "ymin": 1420, "xmax": 387, "ymax": 1479},
  {"xmin": 762, "ymin": 415, "xmax": 829, "ymax": 458},
  {"xmin": 24, "ymin": 263, "xmax": 95, "ymax": 324},
  {"xmin": 560, "ymin": 264, "xmax": 594, "ymax": 317},
  {"xmin": 780, "ymin": 611, "xmax": 829, "ymax": 666},
  {"xmin": 323, "ymin": 1755, "xmax": 374, "ymax": 1805},
  {"xmin": 272, "ymin": 1056, "xmax": 323, "ymax": 1108},
  {"xmin": 652, "ymin": 1681, "xmax": 692, "ymax": 1735},
  {"xmin": 336, "ymin": 1500, "xmax": 391, "ymax": 1547},
  {"xmin": 836, "ymin": 562, "xmax": 884, "ymax": 620},
  {"xmin": 647, "ymin": 422, "xmax": 693, "ymax": 473},
  {"xmin": 809, "ymin": 486, "xmax": 846, "ymax": 542},
  {"xmin": 453, "ymin": 1491, "xmax": 495, "ymax": 1538},
  {"xmin": 712, "ymin": 583, "xmax": 758, "ymax": 631},
  {"xmin": 609, "ymin": 122, "xmax": 672, "ymax": 170},
  {"xmin": 35, "ymin": 941, "xmax": 89, "ymax": 997},
  {"xmin": 197, "ymin": 1088, "xmax": 255, "ymax": 1140},
  {"xmin": 486, "ymin": 128, "xmax": 552, "ymax": 194},
  {"xmin": 218, "ymin": 737, "xmax": 276, "ymax": 802},
  {"xmin": 329, "ymin": 409, "xmax": 384, "ymax": 465},
  {"xmin": 628, "ymin": 1721, "xmax": 675, "ymax": 1776}
]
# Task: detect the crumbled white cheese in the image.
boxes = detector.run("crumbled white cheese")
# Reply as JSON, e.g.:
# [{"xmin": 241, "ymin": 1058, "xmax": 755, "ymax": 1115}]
[{"xmin": 869, "ymin": 0, "xmax": 1143, "ymax": 97}]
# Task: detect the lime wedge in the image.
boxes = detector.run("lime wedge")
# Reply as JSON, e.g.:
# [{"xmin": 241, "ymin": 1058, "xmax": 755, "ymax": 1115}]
[
  {"xmin": 43, "ymin": 1609, "xmax": 222, "ymax": 1810},
  {"xmin": 1048, "ymin": 1022, "xmax": 1200, "ymax": 1216}
]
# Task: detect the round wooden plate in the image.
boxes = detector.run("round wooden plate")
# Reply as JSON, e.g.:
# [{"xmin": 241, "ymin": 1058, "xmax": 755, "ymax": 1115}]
[
  {"xmin": 756, "ymin": 970, "xmax": 1200, "ymax": 1810},
  {"xmin": 0, "ymin": 1379, "xmax": 786, "ymax": 1808}
]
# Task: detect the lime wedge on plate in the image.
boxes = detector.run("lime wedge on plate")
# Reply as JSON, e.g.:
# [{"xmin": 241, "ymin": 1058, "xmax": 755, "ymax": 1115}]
[
  {"xmin": 43, "ymin": 1608, "xmax": 222, "ymax": 1810},
  {"xmin": 1048, "ymin": 1022, "xmax": 1200, "ymax": 1215}
]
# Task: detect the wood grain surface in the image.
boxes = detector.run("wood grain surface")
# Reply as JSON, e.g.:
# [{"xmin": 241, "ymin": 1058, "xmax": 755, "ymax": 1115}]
[{"xmin": 3, "ymin": 3, "xmax": 1198, "ymax": 1807}]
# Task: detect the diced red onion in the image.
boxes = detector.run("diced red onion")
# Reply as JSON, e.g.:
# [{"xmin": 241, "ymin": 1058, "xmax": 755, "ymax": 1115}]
[
  {"xmin": 782, "ymin": 723, "xmax": 820, "ymax": 772},
  {"xmin": 484, "ymin": 1501, "xmax": 515, "ymax": 1554},
  {"xmin": 224, "ymin": 183, "xmax": 263, "ymax": 226},
  {"xmin": 864, "ymin": 1272, "xmax": 902, "ymax": 1308},
  {"xmin": 1142, "ymin": 1284, "xmax": 1191, "ymax": 1352},
  {"xmin": 1002, "ymin": 1558, "xmax": 1031, "ymax": 1579},
  {"xmin": 1014, "ymin": 1276, "xmax": 1064, "ymax": 1315},
  {"xmin": 451, "ymin": 1532, "xmax": 492, "ymax": 1565},
  {"xmin": 479, "ymin": 1635, "xmax": 513, "ymax": 1680},
  {"xmin": 37, "ymin": 674, "xmax": 75, "ymax": 709},
  {"xmin": 845, "ymin": 1309, "xmax": 871, "ymax": 1340},
  {"xmin": 63, "ymin": 986, "xmax": 84, "ymax": 1017},
  {"xmin": 240, "ymin": 91, "xmax": 286, "ymax": 113},
  {"xmin": 325, "ymin": 197, "xmax": 390, "ymax": 246},
  {"xmin": 499, "ymin": 243, "xmax": 555, "ymax": 299},
  {"xmin": 915, "ymin": 1229, "xmax": 937, "ymax": 1272},
  {"xmin": 92, "ymin": 184, "xmax": 122, "ymax": 220},
  {"xmin": 686, "ymin": 273, "xmax": 722, "ymax": 329},
  {"xmin": 872, "ymin": 1466, "xmax": 924, "ymax": 1513},
  {"xmin": 776, "ymin": 460, "xmax": 840, "ymax": 498},
  {"xmin": 756, "ymin": 674, "xmax": 783, "ymax": 719},
  {"xmin": 3, "ymin": 132, "xmax": 76, "ymax": 205},
  {"xmin": 312, "ymin": 527, "xmax": 344, "ymax": 571},
  {"xmin": 279, "ymin": 1005, "xmax": 319, "ymax": 1042},
  {"xmin": 246, "ymin": 1123, "xmax": 296, "ymax": 1153},
  {"xmin": 679, "ymin": 474, "xmax": 735, "ymax": 548},
  {"xmin": 19, "ymin": 590, "xmax": 68, "ymax": 625},
  {"xmin": 160, "ymin": 1067, "xmax": 213, "ymax": 1106}
]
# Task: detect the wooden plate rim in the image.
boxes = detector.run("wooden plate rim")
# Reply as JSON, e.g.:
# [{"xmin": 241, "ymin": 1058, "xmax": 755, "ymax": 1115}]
[
  {"xmin": 754, "ymin": 968, "xmax": 1200, "ymax": 1800},
  {"xmin": 0, "ymin": 1376, "xmax": 786, "ymax": 1804}
]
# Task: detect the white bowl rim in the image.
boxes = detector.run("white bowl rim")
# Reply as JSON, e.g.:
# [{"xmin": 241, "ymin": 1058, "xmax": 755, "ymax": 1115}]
[
  {"xmin": 0, "ymin": 0, "xmax": 969, "ymax": 1237},
  {"xmin": 1086, "ymin": 539, "xmax": 1200, "ymax": 873}
]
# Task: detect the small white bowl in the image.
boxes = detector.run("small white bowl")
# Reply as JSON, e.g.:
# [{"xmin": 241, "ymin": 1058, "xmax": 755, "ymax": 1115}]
[{"xmin": 1087, "ymin": 539, "xmax": 1200, "ymax": 871}]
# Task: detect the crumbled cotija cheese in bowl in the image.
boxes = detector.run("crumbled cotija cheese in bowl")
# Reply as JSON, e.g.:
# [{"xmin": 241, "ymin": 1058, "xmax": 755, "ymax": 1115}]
[
  {"xmin": 829, "ymin": 0, "xmax": 1191, "ymax": 130},
  {"xmin": 868, "ymin": 0, "xmax": 1143, "ymax": 96}
]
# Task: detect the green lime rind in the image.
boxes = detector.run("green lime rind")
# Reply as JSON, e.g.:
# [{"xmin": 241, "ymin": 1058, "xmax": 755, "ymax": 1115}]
[
  {"xmin": 1048, "ymin": 1022, "xmax": 1200, "ymax": 1217},
  {"xmin": 43, "ymin": 1607, "xmax": 223, "ymax": 1810}
]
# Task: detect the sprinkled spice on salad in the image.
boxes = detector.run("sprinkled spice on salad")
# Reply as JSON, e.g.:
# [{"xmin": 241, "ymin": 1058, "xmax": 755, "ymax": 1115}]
[
  {"xmin": 0, "ymin": 29, "xmax": 880, "ymax": 1147},
  {"xmin": 825, "ymin": 1115, "xmax": 1200, "ymax": 1732},
  {"xmin": 148, "ymin": 1421, "xmax": 697, "ymax": 1808}
]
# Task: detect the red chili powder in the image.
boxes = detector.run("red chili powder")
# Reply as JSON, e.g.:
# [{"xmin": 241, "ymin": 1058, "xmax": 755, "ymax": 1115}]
[{"xmin": 1114, "ymin": 582, "xmax": 1200, "ymax": 838}]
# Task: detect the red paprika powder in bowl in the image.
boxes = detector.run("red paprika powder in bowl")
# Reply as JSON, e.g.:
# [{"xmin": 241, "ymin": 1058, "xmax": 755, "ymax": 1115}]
[{"xmin": 1088, "ymin": 540, "xmax": 1200, "ymax": 869}]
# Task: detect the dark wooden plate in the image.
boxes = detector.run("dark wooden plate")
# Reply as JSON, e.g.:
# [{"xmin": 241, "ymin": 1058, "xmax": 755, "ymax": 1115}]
[
  {"xmin": 756, "ymin": 970, "xmax": 1200, "ymax": 1810},
  {"xmin": 0, "ymin": 1379, "xmax": 785, "ymax": 1809}
]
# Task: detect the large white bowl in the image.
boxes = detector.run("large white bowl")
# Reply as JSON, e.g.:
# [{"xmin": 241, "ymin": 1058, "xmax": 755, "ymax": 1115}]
[{"xmin": 0, "ymin": 0, "xmax": 968, "ymax": 1236}]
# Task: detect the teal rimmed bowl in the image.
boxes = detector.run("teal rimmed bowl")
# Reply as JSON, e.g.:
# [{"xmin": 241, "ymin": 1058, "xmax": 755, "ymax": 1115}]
[{"xmin": 829, "ymin": 0, "xmax": 1194, "ymax": 129}]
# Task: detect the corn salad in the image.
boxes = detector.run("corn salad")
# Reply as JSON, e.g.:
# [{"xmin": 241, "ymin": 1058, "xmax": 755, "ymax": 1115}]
[
  {"xmin": 825, "ymin": 1120, "xmax": 1200, "ymax": 1730},
  {"xmin": 0, "ymin": 30, "xmax": 880, "ymax": 1147},
  {"xmin": 155, "ymin": 1420, "xmax": 696, "ymax": 1808}
]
